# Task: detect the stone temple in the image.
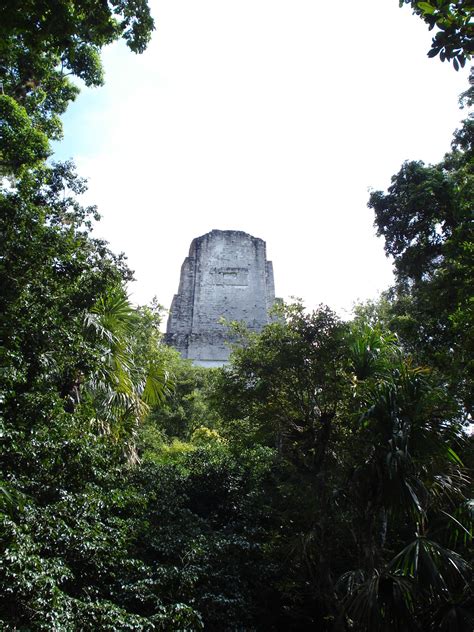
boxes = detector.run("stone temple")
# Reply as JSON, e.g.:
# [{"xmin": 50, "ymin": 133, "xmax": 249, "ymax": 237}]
[{"xmin": 165, "ymin": 230, "xmax": 277, "ymax": 367}]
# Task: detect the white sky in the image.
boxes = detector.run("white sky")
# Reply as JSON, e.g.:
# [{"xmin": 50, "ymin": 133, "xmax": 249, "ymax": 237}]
[{"xmin": 54, "ymin": 0, "xmax": 469, "ymax": 322}]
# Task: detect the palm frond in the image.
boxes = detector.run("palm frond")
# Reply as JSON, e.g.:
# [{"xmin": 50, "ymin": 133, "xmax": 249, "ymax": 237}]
[
  {"xmin": 81, "ymin": 290, "xmax": 173, "ymax": 458},
  {"xmin": 389, "ymin": 537, "xmax": 470, "ymax": 598},
  {"xmin": 349, "ymin": 324, "xmax": 398, "ymax": 381},
  {"xmin": 343, "ymin": 570, "xmax": 417, "ymax": 632},
  {"xmin": 89, "ymin": 290, "xmax": 138, "ymax": 338}
]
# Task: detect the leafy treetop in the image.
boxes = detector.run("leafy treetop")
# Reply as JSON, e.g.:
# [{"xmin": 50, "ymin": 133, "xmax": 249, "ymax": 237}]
[
  {"xmin": 0, "ymin": 0, "xmax": 154, "ymax": 173},
  {"xmin": 400, "ymin": 1, "xmax": 474, "ymax": 70}
]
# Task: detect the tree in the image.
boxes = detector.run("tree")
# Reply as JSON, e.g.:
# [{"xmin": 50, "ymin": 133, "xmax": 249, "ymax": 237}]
[
  {"xmin": 210, "ymin": 307, "xmax": 472, "ymax": 629},
  {"xmin": 400, "ymin": 1, "xmax": 474, "ymax": 70},
  {"xmin": 81, "ymin": 292, "xmax": 173, "ymax": 460},
  {"xmin": 0, "ymin": 0, "xmax": 154, "ymax": 174},
  {"xmin": 338, "ymin": 321, "xmax": 472, "ymax": 631},
  {"xmin": 144, "ymin": 352, "xmax": 222, "ymax": 442},
  {"xmin": 346, "ymin": 322, "xmax": 472, "ymax": 631},
  {"xmin": 0, "ymin": 161, "xmax": 132, "ymax": 430},
  {"xmin": 368, "ymin": 116, "xmax": 473, "ymax": 412},
  {"xmin": 212, "ymin": 303, "xmax": 348, "ymax": 468},
  {"xmin": 211, "ymin": 303, "xmax": 354, "ymax": 627},
  {"xmin": 0, "ymin": 95, "xmax": 50, "ymax": 173}
]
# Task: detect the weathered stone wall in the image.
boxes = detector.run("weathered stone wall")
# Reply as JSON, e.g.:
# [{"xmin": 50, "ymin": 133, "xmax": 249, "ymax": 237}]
[{"xmin": 165, "ymin": 230, "xmax": 276, "ymax": 367}]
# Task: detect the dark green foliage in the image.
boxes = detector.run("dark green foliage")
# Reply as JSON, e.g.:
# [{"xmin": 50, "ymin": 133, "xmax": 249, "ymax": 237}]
[
  {"xmin": 2, "ymin": 286, "xmax": 471, "ymax": 630},
  {"xmin": 400, "ymin": 1, "xmax": 473, "ymax": 69},
  {"xmin": 0, "ymin": 0, "xmax": 155, "ymax": 175},
  {"xmin": 1, "ymin": 2, "xmax": 472, "ymax": 629},
  {"xmin": 0, "ymin": 161, "xmax": 131, "ymax": 432},
  {"xmin": 369, "ymin": 117, "xmax": 474, "ymax": 412},
  {"xmin": 1, "ymin": 421, "xmax": 277, "ymax": 629},
  {"xmin": 212, "ymin": 303, "xmax": 349, "ymax": 462},
  {"xmin": 209, "ymin": 311, "xmax": 472, "ymax": 630}
]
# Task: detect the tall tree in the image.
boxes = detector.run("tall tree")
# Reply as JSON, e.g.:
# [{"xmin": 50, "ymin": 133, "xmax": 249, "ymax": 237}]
[
  {"xmin": 0, "ymin": 161, "xmax": 131, "ymax": 428},
  {"xmin": 211, "ymin": 304, "xmax": 353, "ymax": 626},
  {"xmin": 338, "ymin": 321, "xmax": 472, "ymax": 632},
  {"xmin": 368, "ymin": 115, "xmax": 473, "ymax": 412},
  {"xmin": 211, "ymin": 308, "xmax": 472, "ymax": 630}
]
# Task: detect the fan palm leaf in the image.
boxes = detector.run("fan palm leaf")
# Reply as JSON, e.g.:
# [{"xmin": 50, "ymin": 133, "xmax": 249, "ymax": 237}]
[
  {"xmin": 82, "ymin": 289, "xmax": 173, "ymax": 450},
  {"xmin": 343, "ymin": 570, "xmax": 417, "ymax": 631},
  {"xmin": 389, "ymin": 537, "xmax": 470, "ymax": 599}
]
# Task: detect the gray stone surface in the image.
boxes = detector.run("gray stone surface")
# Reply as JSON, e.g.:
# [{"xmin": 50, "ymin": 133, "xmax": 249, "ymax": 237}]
[{"xmin": 165, "ymin": 230, "xmax": 277, "ymax": 367}]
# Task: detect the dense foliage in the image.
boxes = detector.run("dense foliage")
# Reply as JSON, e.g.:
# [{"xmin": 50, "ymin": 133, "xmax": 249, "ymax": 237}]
[
  {"xmin": 369, "ymin": 115, "xmax": 473, "ymax": 412},
  {"xmin": 1, "ymin": 2, "xmax": 472, "ymax": 630}
]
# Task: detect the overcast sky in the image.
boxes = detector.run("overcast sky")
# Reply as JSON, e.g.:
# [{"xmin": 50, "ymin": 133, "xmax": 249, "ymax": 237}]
[{"xmin": 53, "ymin": 0, "xmax": 469, "ymax": 321}]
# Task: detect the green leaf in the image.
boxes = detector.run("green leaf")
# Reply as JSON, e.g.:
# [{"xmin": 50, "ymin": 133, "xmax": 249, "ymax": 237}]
[
  {"xmin": 446, "ymin": 446, "xmax": 463, "ymax": 466},
  {"xmin": 417, "ymin": 2, "xmax": 435, "ymax": 14},
  {"xmin": 439, "ymin": 509, "xmax": 472, "ymax": 538}
]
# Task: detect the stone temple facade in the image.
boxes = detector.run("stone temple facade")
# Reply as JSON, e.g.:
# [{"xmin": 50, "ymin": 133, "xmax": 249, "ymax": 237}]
[{"xmin": 165, "ymin": 230, "xmax": 277, "ymax": 367}]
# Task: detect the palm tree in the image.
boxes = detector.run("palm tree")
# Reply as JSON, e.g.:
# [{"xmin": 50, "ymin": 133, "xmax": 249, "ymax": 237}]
[
  {"xmin": 338, "ymin": 324, "xmax": 473, "ymax": 630},
  {"xmin": 83, "ymin": 289, "xmax": 173, "ymax": 459}
]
